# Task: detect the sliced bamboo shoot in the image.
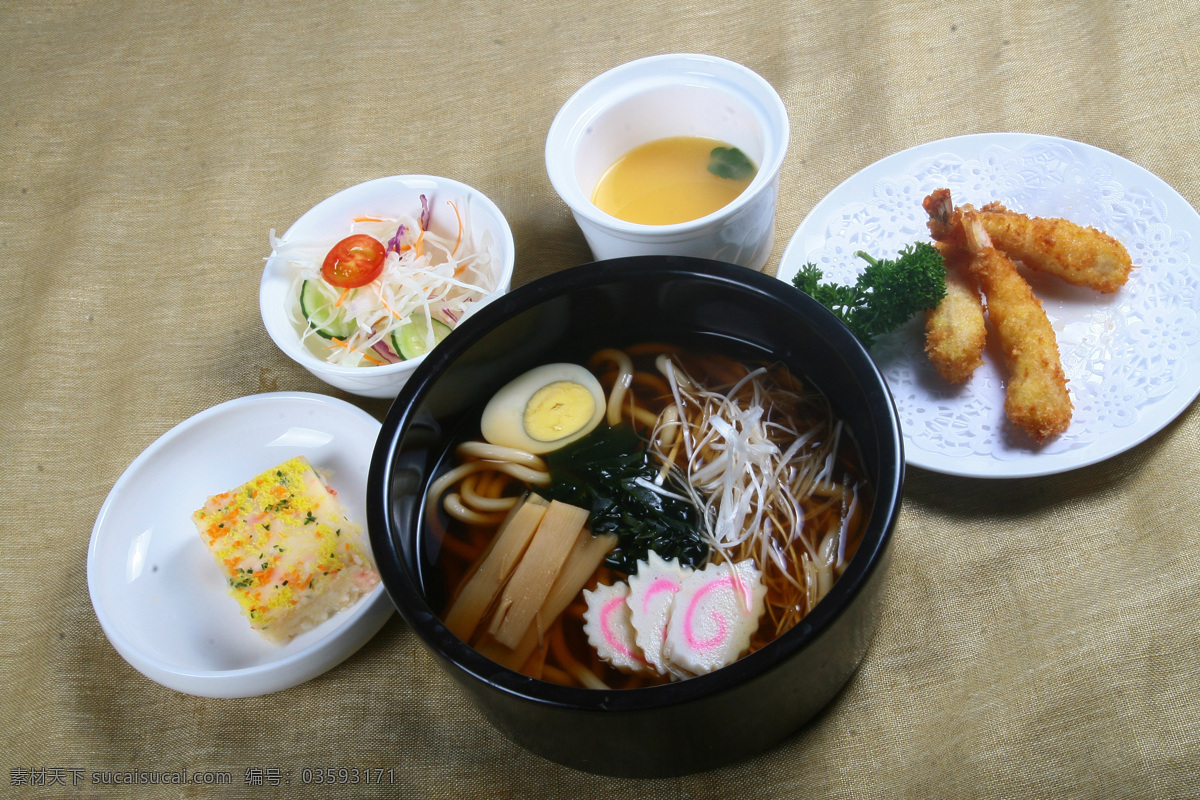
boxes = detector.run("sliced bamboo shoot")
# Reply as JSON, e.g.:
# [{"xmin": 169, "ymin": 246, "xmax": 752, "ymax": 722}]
[
  {"xmin": 497, "ymin": 528, "xmax": 618, "ymax": 670},
  {"xmin": 443, "ymin": 494, "xmax": 547, "ymax": 641},
  {"xmin": 487, "ymin": 500, "xmax": 590, "ymax": 648}
]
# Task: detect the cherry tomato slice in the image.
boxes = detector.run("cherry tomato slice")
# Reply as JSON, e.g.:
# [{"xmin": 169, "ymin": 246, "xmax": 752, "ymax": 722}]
[{"xmin": 321, "ymin": 234, "xmax": 387, "ymax": 288}]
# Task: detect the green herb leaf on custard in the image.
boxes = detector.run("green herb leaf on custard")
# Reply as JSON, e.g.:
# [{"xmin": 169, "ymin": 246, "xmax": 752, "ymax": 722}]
[{"xmin": 707, "ymin": 146, "xmax": 756, "ymax": 180}]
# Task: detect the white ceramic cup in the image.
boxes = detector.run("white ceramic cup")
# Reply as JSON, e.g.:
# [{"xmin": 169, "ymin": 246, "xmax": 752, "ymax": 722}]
[{"xmin": 545, "ymin": 54, "xmax": 790, "ymax": 271}]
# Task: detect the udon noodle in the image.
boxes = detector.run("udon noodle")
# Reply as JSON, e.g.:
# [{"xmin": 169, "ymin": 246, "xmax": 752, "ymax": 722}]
[{"xmin": 428, "ymin": 344, "xmax": 870, "ymax": 688}]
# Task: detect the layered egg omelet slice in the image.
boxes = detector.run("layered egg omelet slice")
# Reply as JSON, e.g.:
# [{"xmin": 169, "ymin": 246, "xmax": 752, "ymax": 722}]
[{"xmin": 191, "ymin": 456, "xmax": 379, "ymax": 643}]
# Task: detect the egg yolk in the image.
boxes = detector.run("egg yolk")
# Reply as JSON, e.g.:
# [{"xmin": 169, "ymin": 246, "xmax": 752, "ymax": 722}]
[{"xmin": 523, "ymin": 381, "xmax": 598, "ymax": 443}]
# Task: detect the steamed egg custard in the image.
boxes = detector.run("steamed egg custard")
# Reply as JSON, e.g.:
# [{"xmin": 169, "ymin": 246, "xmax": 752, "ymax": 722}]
[
  {"xmin": 480, "ymin": 363, "xmax": 606, "ymax": 454},
  {"xmin": 590, "ymin": 136, "xmax": 758, "ymax": 225}
]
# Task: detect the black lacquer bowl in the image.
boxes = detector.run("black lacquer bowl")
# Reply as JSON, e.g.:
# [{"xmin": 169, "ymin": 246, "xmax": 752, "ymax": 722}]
[{"xmin": 367, "ymin": 257, "xmax": 904, "ymax": 777}]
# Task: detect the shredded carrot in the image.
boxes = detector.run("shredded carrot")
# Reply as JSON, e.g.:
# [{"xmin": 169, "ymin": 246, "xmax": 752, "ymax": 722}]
[
  {"xmin": 403, "ymin": 230, "xmax": 427, "ymax": 257},
  {"xmin": 448, "ymin": 200, "xmax": 462, "ymax": 256},
  {"xmin": 333, "ymin": 287, "xmax": 351, "ymax": 308},
  {"xmin": 329, "ymin": 337, "xmax": 386, "ymax": 366},
  {"xmin": 375, "ymin": 287, "xmax": 404, "ymax": 320},
  {"xmin": 353, "ymin": 216, "xmax": 384, "ymax": 223}
]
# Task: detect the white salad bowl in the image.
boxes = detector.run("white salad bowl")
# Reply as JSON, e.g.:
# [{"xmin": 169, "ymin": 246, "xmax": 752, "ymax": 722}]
[{"xmin": 260, "ymin": 175, "xmax": 516, "ymax": 399}]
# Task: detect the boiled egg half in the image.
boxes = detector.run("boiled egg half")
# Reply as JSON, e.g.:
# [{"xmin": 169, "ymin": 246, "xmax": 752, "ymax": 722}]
[{"xmin": 480, "ymin": 363, "xmax": 606, "ymax": 454}]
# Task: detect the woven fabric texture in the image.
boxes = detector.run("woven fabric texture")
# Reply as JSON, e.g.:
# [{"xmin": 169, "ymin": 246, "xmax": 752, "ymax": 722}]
[{"xmin": 3, "ymin": 0, "xmax": 1199, "ymax": 797}]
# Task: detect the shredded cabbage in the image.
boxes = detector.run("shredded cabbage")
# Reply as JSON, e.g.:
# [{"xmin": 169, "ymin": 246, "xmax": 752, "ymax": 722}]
[{"xmin": 269, "ymin": 195, "xmax": 497, "ymax": 366}]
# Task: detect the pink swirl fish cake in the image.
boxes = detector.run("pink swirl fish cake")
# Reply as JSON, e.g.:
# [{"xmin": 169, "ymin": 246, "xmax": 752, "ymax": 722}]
[
  {"xmin": 581, "ymin": 581, "xmax": 647, "ymax": 673},
  {"xmin": 626, "ymin": 552, "xmax": 689, "ymax": 677},
  {"xmin": 663, "ymin": 560, "xmax": 766, "ymax": 675}
]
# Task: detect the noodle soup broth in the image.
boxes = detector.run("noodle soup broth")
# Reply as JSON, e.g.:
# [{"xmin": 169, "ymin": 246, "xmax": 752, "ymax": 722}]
[{"xmin": 424, "ymin": 343, "xmax": 871, "ymax": 690}]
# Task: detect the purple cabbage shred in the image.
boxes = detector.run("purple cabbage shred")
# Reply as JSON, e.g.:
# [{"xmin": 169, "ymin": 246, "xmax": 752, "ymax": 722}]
[
  {"xmin": 386, "ymin": 223, "xmax": 406, "ymax": 255},
  {"xmin": 419, "ymin": 194, "xmax": 431, "ymax": 231}
]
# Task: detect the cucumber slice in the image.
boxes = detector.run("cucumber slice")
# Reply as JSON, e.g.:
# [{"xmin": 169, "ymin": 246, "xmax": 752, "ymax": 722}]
[
  {"xmin": 391, "ymin": 315, "xmax": 452, "ymax": 360},
  {"xmin": 299, "ymin": 280, "xmax": 356, "ymax": 340}
]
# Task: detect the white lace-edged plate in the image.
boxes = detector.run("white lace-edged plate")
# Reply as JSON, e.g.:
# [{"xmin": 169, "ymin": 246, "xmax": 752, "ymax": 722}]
[{"xmin": 776, "ymin": 133, "xmax": 1200, "ymax": 478}]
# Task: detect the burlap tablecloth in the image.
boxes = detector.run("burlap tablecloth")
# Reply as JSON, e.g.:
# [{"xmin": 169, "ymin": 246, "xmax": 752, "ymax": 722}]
[{"xmin": 4, "ymin": 0, "xmax": 1199, "ymax": 797}]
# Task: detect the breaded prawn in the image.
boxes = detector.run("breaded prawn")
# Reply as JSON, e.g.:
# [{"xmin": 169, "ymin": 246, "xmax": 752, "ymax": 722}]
[
  {"xmin": 975, "ymin": 201, "xmax": 1133, "ymax": 293},
  {"xmin": 923, "ymin": 188, "xmax": 968, "ymax": 249},
  {"xmin": 923, "ymin": 187, "xmax": 1133, "ymax": 293},
  {"xmin": 961, "ymin": 211, "xmax": 1073, "ymax": 443},
  {"xmin": 924, "ymin": 242, "xmax": 987, "ymax": 383},
  {"xmin": 922, "ymin": 191, "xmax": 987, "ymax": 383}
]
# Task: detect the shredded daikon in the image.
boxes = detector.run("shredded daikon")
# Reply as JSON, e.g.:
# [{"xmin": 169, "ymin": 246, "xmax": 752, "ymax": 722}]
[
  {"xmin": 270, "ymin": 196, "xmax": 497, "ymax": 366},
  {"xmin": 651, "ymin": 356, "xmax": 855, "ymax": 594}
]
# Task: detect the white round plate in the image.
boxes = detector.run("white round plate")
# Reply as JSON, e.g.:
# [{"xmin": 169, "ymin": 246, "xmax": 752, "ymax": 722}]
[
  {"xmin": 87, "ymin": 392, "xmax": 392, "ymax": 697},
  {"xmin": 777, "ymin": 133, "xmax": 1200, "ymax": 478}
]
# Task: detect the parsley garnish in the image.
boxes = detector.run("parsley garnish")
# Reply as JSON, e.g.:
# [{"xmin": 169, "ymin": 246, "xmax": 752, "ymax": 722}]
[{"xmin": 792, "ymin": 242, "xmax": 946, "ymax": 348}]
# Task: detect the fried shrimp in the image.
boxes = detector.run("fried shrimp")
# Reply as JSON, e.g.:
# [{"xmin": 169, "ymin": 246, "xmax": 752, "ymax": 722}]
[
  {"xmin": 922, "ymin": 191, "xmax": 987, "ymax": 383},
  {"xmin": 923, "ymin": 189, "xmax": 1133, "ymax": 293},
  {"xmin": 923, "ymin": 188, "xmax": 966, "ymax": 249},
  {"xmin": 961, "ymin": 211, "xmax": 1073, "ymax": 443},
  {"xmin": 975, "ymin": 202, "xmax": 1133, "ymax": 293},
  {"xmin": 924, "ymin": 245, "xmax": 987, "ymax": 384}
]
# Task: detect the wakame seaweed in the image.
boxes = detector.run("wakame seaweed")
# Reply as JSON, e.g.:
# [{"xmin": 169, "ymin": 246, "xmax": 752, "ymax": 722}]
[{"xmin": 540, "ymin": 423, "xmax": 708, "ymax": 574}]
